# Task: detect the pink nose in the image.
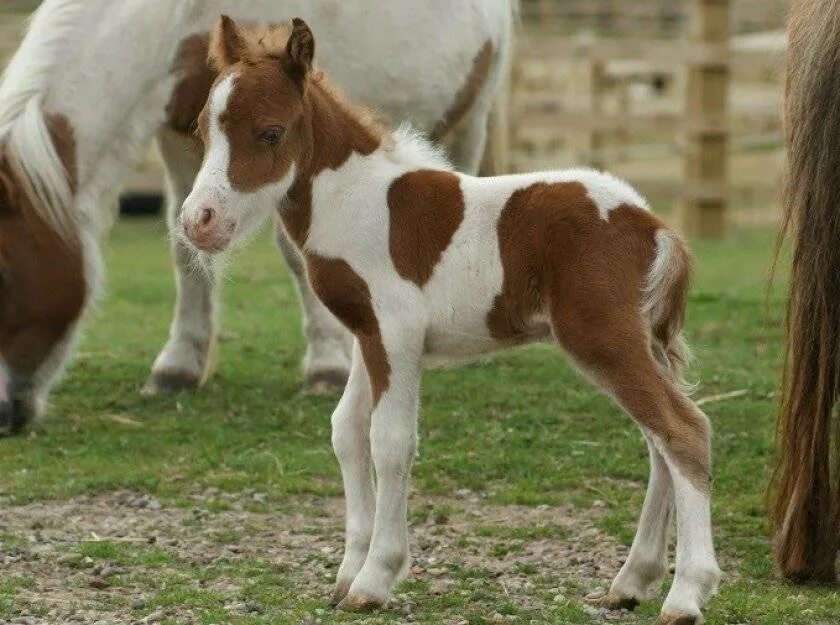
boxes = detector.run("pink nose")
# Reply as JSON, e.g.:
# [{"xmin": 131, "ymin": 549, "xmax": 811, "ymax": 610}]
[{"xmin": 183, "ymin": 207, "xmax": 222, "ymax": 250}]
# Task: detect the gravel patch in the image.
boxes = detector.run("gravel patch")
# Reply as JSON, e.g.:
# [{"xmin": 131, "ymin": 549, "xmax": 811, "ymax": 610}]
[{"xmin": 0, "ymin": 490, "xmax": 633, "ymax": 624}]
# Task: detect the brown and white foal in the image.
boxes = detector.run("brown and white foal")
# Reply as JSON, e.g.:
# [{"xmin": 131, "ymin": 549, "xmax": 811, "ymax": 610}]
[{"xmin": 181, "ymin": 17, "xmax": 721, "ymax": 624}]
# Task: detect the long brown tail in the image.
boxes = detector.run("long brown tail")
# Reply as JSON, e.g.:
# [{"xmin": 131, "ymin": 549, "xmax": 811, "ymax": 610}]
[{"xmin": 773, "ymin": 0, "xmax": 840, "ymax": 583}]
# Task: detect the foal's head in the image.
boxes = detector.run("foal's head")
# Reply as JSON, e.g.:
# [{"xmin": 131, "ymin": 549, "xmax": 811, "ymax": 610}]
[{"xmin": 181, "ymin": 16, "xmax": 315, "ymax": 253}]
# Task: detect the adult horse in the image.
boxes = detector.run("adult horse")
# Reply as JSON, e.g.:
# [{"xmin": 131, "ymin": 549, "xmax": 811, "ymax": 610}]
[
  {"xmin": 774, "ymin": 0, "xmax": 840, "ymax": 583},
  {"xmin": 0, "ymin": 0, "xmax": 514, "ymax": 434}
]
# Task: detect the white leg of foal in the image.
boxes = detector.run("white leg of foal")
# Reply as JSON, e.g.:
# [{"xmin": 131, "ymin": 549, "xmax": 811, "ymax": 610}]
[
  {"xmin": 604, "ymin": 434, "xmax": 673, "ymax": 609},
  {"xmin": 658, "ymin": 456, "xmax": 721, "ymax": 624},
  {"xmin": 145, "ymin": 130, "xmax": 217, "ymax": 395},
  {"xmin": 339, "ymin": 338, "xmax": 422, "ymax": 611},
  {"xmin": 330, "ymin": 341, "xmax": 375, "ymax": 605},
  {"xmin": 275, "ymin": 223, "xmax": 352, "ymax": 392}
]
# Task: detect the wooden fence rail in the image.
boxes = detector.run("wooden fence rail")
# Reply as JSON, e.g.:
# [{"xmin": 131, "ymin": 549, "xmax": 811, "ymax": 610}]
[
  {"xmin": 2, "ymin": 2, "xmax": 783, "ymax": 235},
  {"xmin": 512, "ymin": 0, "xmax": 784, "ymax": 236}
]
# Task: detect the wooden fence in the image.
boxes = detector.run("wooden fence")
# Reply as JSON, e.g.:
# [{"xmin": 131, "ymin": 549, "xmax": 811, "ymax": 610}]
[
  {"xmin": 2, "ymin": 2, "xmax": 785, "ymax": 235},
  {"xmin": 512, "ymin": 0, "xmax": 786, "ymax": 236}
]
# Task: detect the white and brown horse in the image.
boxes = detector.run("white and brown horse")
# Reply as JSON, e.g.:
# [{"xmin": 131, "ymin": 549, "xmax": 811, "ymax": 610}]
[
  {"xmin": 182, "ymin": 17, "xmax": 722, "ymax": 623},
  {"xmin": 0, "ymin": 0, "xmax": 513, "ymax": 433}
]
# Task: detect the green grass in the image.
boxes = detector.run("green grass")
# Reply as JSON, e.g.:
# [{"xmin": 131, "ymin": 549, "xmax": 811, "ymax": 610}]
[{"xmin": 1, "ymin": 218, "xmax": 838, "ymax": 623}]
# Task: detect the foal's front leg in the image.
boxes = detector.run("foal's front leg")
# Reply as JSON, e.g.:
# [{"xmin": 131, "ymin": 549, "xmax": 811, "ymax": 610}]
[
  {"xmin": 338, "ymin": 333, "xmax": 423, "ymax": 611},
  {"xmin": 330, "ymin": 341, "xmax": 375, "ymax": 605}
]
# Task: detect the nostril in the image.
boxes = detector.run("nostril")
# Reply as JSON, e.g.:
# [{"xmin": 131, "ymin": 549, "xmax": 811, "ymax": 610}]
[{"xmin": 200, "ymin": 208, "xmax": 214, "ymax": 226}]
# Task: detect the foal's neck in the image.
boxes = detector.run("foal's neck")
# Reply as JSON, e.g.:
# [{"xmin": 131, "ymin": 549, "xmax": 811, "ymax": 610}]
[
  {"xmin": 281, "ymin": 80, "xmax": 385, "ymax": 247},
  {"xmin": 301, "ymin": 80, "xmax": 383, "ymax": 178}
]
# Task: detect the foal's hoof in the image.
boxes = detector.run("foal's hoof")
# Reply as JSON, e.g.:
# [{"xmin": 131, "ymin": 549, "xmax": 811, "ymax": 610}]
[
  {"xmin": 142, "ymin": 370, "xmax": 201, "ymax": 396},
  {"xmin": 303, "ymin": 369, "xmax": 348, "ymax": 395},
  {"xmin": 336, "ymin": 592, "xmax": 383, "ymax": 612},
  {"xmin": 586, "ymin": 590, "xmax": 639, "ymax": 611},
  {"xmin": 656, "ymin": 613, "xmax": 703, "ymax": 625}
]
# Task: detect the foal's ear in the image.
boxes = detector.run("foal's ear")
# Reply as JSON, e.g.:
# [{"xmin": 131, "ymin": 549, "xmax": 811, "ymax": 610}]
[
  {"xmin": 283, "ymin": 18, "xmax": 315, "ymax": 87},
  {"xmin": 210, "ymin": 15, "xmax": 247, "ymax": 69}
]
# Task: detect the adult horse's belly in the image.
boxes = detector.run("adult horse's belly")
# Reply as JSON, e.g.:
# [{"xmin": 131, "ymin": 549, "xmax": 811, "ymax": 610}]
[{"xmin": 199, "ymin": 0, "xmax": 505, "ymax": 131}]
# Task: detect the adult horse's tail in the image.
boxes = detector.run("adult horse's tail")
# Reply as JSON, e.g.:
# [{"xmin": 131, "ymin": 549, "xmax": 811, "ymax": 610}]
[{"xmin": 774, "ymin": 0, "xmax": 840, "ymax": 583}]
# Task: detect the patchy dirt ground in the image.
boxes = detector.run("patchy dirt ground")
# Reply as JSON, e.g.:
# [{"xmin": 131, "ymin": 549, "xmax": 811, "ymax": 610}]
[{"xmin": 0, "ymin": 490, "xmax": 635, "ymax": 624}]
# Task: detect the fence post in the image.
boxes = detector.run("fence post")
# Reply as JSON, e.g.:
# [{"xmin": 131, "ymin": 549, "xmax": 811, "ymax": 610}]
[
  {"xmin": 680, "ymin": 0, "xmax": 730, "ymax": 237},
  {"xmin": 571, "ymin": 33, "xmax": 606, "ymax": 169}
]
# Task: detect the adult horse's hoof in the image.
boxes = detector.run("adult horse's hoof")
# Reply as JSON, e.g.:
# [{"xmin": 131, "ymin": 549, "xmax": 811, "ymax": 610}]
[
  {"xmin": 304, "ymin": 369, "xmax": 348, "ymax": 395},
  {"xmin": 590, "ymin": 592, "xmax": 640, "ymax": 611},
  {"xmin": 336, "ymin": 592, "xmax": 382, "ymax": 612},
  {"xmin": 329, "ymin": 581, "xmax": 351, "ymax": 607},
  {"xmin": 142, "ymin": 370, "xmax": 201, "ymax": 396},
  {"xmin": 0, "ymin": 400, "xmax": 31, "ymax": 437},
  {"xmin": 656, "ymin": 613, "xmax": 702, "ymax": 625}
]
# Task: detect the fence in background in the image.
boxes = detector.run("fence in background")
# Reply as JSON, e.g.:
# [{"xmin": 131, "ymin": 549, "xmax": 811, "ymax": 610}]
[
  {"xmin": 1, "ymin": 1, "xmax": 786, "ymax": 235},
  {"xmin": 512, "ymin": 0, "xmax": 786, "ymax": 236}
]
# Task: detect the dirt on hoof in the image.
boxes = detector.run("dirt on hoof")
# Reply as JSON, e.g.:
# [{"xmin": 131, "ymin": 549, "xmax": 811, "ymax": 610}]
[
  {"xmin": 0, "ymin": 489, "xmax": 634, "ymax": 623},
  {"xmin": 141, "ymin": 369, "xmax": 201, "ymax": 396},
  {"xmin": 336, "ymin": 592, "xmax": 383, "ymax": 612},
  {"xmin": 588, "ymin": 591, "xmax": 640, "ymax": 611},
  {"xmin": 656, "ymin": 613, "xmax": 702, "ymax": 625}
]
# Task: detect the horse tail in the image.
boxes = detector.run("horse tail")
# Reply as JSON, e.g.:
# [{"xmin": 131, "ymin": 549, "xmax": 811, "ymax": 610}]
[
  {"xmin": 772, "ymin": 0, "xmax": 840, "ymax": 583},
  {"xmin": 642, "ymin": 229, "xmax": 693, "ymax": 393}
]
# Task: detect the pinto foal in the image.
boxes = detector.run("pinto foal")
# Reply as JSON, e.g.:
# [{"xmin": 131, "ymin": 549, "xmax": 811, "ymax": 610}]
[{"xmin": 181, "ymin": 17, "xmax": 721, "ymax": 624}]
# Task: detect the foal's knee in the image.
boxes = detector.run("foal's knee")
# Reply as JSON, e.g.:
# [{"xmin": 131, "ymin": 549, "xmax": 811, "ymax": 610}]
[
  {"xmin": 369, "ymin": 425, "xmax": 417, "ymax": 474},
  {"xmin": 331, "ymin": 409, "xmax": 366, "ymax": 464}
]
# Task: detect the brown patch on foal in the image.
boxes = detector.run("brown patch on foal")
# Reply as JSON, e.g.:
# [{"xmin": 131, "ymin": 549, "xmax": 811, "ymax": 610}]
[
  {"xmin": 432, "ymin": 40, "xmax": 493, "ymax": 141},
  {"xmin": 279, "ymin": 79, "xmax": 383, "ymax": 247},
  {"xmin": 0, "ymin": 158, "xmax": 86, "ymax": 376},
  {"xmin": 306, "ymin": 254, "xmax": 390, "ymax": 405},
  {"xmin": 166, "ymin": 33, "xmax": 216, "ymax": 135},
  {"xmin": 45, "ymin": 113, "xmax": 77, "ymax": 191},
  {"xmin": 387, "ymin": 170, "xmax": 464, "ymax": 287},
  {"xmin": 488, "ymin": 182, "xmax": 710, "ymax": 489}
]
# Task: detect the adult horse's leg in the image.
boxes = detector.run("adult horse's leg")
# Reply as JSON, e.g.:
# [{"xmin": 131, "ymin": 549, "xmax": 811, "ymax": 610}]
[
  {"xmin": 445, "ymin": 111, "xmax": 490, "ymax": 176},
  {"xmin": 446, "ymin": 20, "xmax": 512, "ymax": 176},
  {"xmin": 144, "ymin": 129, "xmax": 217, "ymax": 394},
  {"xmin": 275, "ymin": 224, "xmax": 352, "ymax": 392}
]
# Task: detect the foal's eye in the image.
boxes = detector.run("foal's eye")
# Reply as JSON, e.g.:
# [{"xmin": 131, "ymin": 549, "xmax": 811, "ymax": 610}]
[{"xmin": 259, "ymin": 127, "xmax": 285, "ymax": 146}]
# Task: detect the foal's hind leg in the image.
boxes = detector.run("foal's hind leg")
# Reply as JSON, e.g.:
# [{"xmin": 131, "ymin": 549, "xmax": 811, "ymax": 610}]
[
  {"xmin": 145, "ymin": 129, "xmax": 216, "ymax": 395},
  {"xmin": 599, "ymin": 434, "xmax": 672, "ymax": 609},
  {"xmin": 553, "ymin": 319, "xmax": 720, "ymax": 623}
]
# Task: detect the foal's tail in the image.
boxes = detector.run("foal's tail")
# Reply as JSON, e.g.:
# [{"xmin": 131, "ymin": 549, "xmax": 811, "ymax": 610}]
[
  {"xmin": 771, "ymin": 0, "xmax": 840, "ymax": 584},
  {"xmin": 641, "ymin": 229, "xmax": 693, "ymax": 392}
]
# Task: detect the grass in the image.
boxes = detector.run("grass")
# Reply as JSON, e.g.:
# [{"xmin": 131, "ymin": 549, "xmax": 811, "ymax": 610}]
[{"xmin": 0, "ymin": 217, "xmax": 838, "ymax": 624}]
